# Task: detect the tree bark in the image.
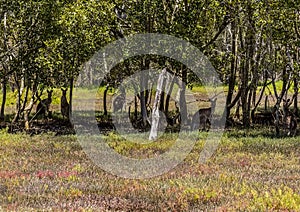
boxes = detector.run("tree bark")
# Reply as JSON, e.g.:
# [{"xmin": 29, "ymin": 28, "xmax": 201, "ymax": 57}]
[
  {"xmin": 226, "ymin": 20, "xmax": 238, "ymax": 122},
  {"xmin": 179, "ymin": 68, "xmax": 188, "ymax": 124},
  {"xmin": 69, "ymin": 77, "xmax": 74, "ymax": 120},
  {"xmin": 140, "ymin": 58, "xmax": 149, "ymax": 127},
  {"xmin": 149, "ymin": 68, "xmax": 167, "ymax": 140},
  {"xmin": 0, "ymin": 79, "xmax": 7, "ymax": 121},
  {"xmin": 165, "ymin": 74, "xmax": 176, "ymax": 116},
  {"xmin": 293, "ymin": 77, "xmax": 298, "ymax": 113},
  {"xmin": 12, "ymin": 74, "xmax": 24, "ymax": 124},
  {"xmin": 103, "ymin": 84, "xmax": 109, "ymax": 116}
]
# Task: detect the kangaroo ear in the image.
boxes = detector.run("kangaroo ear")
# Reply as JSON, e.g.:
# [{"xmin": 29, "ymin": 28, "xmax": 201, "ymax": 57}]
[{"xmin": 61, "ymin": 87, "xmax": 68, "ymax": 92}]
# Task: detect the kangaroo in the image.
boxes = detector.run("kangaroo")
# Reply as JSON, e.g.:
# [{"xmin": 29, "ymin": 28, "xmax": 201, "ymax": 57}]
[
  {"xmin": 283, "ymin": 99, "xmax": 297, "ymax": 136},
  {"xmin": 113, "ymin": 94, "xmax": 125, "ymax": 112},
  {"xmin": 113, "ymin": 87, "xmax": 126, "ymax": 113},
  {"xmin": 191, "ymin": 98, "xmax": 217, "ymax": 131},
  {"xmin": 61, "ymin": 88, "xmax": 70, "ymax": 121},
  {"xmin": 36, "ymin": 89, "xmax": 53, "ymax": 119},
  {"xmin": 166, "ymin": 102, "xmax": 181, "ymax": 127}
]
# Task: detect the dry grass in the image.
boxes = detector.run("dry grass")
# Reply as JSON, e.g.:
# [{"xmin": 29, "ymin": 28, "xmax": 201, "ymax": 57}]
[{"xmin": 0, "ymin": 129, "xmax": 300, "ymax": 211}]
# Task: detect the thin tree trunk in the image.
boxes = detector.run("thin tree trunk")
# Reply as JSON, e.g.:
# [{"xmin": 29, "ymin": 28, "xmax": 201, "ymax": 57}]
[
  {"xmin": 140, "ymin": 59, "xmax": 149, "ymax": 127},
  {"xmin": 226, "ymin": 20, "xmax": 238, "ymax": 122},
  {"xmin": 251, "ymin": 70, "xmax": 268, "ymax": 119},
  {"xmin": 12, "ymin": 75, "xmax": 24, "ymax": 124},
  {"xmin": 21, "ymin": 85, "xmax": 30, "ymax": 114},
  {"xmin": 179, "ymin": 68, "xmax": 188, "ymax": 124},
  {"xmin": 165, "ymin": 74, "xmax": 176, "ymax": 116},
  {"xmin": 159, "ymin": 73, "xmax": 167, "ymax": 112},
  {"xmin": 0, "ymin": 79, "xmax": 7, "ymax": 121},
  {"xmin": 293, "ymin": 80, "xmax": 298, "ymax": 113},
  {"xmin": 103, "ymin": 84, "xmax": 109, "ymax": 116},
  {"xmin": 134, "ymin": 96, "xmax": 138, "ymax": 121},
  {"xmin": 69, "ymin": 77, "xmax": 74, "ymax": 120},
  {"xmin": 1, "ymin": 13, "xmax": 7, "ymax": 121}
]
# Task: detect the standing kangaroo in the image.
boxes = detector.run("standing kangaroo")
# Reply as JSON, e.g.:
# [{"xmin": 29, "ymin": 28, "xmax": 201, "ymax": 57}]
[
  {"xmin": 61, "ymin": 88, "xmax": 70, "ymax": 121},
  {"xmin": 113, "ymin": 87, "xmax": 126, "ymax": 113},
  {"xmin": 282, "ymin": 99, "xmax": 297, "ymax": 136},
  {"xmin": 191, "ymin": 98, "xmax": 217, "ymax": 131},
  {"xmin": 36, "ymin": 89, "xmax": 53, "ymax": 118}
]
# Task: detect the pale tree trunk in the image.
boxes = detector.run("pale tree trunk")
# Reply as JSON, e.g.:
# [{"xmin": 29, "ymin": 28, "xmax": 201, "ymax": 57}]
[{"xmin": 149, "ymin": 68, "xmax": 167, "ymax": 140}]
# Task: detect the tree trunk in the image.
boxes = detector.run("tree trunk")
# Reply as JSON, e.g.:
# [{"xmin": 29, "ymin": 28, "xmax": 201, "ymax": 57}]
[
  {"xmin": 140, "ymin": 85, "xmax": 147, "ymax": 126},
  {"xmin": 12, "ymin": 75, "xmax": 24, "ymax": 124},
  {"xmin": 134, "ymin": 95, "xmax": 138, "ymax": 121},
  {"xmin": 21, "ymin": 85, "xmax": 30, "ymax": 114},
  {"xmin": 226, "ymin": 20, "xmax": 238, "ymax": 123},
  {"xmin": 140, "ymin": 58, "xmax": 149, "ymax": 127},
  {"xmin": 0, "ymin": 79, "xmax": 7, "ymax": 121},
  {"xmin": 294, "ymin": 70, "xmax": 299, "ymax": 116},
  {"xmin": 241, "ymin": 3, "xmax": 255, "ymax": 128},
  {"xmin": 251, "ymin": 71, "xmax": 268, "ymax": 119},
  {"xmin": 149, "ymin": 68, "xmax": 167, "ymax": 140},
  {"xmin": 159, "ymin": 72, "xmax": 169, "ymax": 112},
  {"xmin": 179, "ymin": 68, "xmax": 188, "ymax": 124},
  {"xmin": 69, "ymin": 77, "xmax": 74, "ymax": 120},
  {"xmin": 294, "ymin": 51, "xmax": 299, "ymax": 114},
  {"xmin": 165, "ymin": 74, "xmax": 176, "ymax": 116},
  {"xmin": 24, "ymin": 95, "xmax": 35, "ymax": 130},
  {"xmin": 103, "ymin": 84, "xmax": 109, "ymax": 116}
]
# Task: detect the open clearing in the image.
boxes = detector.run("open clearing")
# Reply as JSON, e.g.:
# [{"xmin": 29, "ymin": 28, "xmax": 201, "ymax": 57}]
[{"xmin": 0, "ymin": 129, "xmax": 300, "ymax": 211}]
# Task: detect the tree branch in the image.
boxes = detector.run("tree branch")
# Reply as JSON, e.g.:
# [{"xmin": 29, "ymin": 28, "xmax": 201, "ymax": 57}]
[{"xmin": 200, "ymin": 15, "xmax": 232, "ymax": 51}]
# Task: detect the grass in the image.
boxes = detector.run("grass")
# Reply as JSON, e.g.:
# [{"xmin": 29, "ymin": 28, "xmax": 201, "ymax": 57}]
[
  {"xmin": 0, "ymin": 128, "xmax": 300, "ymax": 210},
  {"xmin": 0, "ymin": 83, "xmax": 299, "ymax": 210}
]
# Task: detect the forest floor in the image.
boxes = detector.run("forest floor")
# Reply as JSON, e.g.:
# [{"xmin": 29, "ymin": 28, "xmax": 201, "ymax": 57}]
[{"xmin": 0, "ymin": 128, "xmax": 300, "ymax": 211}]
